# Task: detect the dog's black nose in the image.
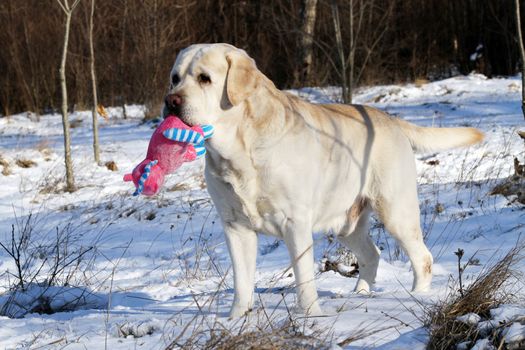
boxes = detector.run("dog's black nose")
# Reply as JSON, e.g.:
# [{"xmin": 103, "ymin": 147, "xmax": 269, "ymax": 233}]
[{"xmin": 165, "ymin": 94, "xmax": 183, "ymax": 110}]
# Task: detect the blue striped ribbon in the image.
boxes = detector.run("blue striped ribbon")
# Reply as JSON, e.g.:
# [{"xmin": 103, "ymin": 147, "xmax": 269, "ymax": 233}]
[
  {"xmin": 133, "ymin": 160, "xmax": 158, "ymax": 196},
  {"xmin": 163, "ymin": 128, "xmax": 204, "ymax": 145},
  {"xmin": 201, "ymin": 125, "xmax": 214, "ymax": 139},
  {"xmin": 162, "ymin": 125, "xmax": 214, "ymax": 158}
]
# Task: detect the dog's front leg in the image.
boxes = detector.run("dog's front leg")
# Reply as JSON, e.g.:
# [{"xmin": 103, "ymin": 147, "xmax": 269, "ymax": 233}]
[
  {"xmin": 283, "ymin": 220, "xmax": 322, "ymax": 316},
  {"xmin": 224, "ymin": 222, "xmax": 258, "ymax": 318}
]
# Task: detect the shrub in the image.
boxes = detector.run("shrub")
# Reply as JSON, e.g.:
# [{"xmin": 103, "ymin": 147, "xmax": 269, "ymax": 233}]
[
  {"xmin": 426, "ymin": 244, "xmax": 524, "ymax": 349},
  {"xmin": 0, "ymin": 213, "xmax": 102, "ymax": 318}
]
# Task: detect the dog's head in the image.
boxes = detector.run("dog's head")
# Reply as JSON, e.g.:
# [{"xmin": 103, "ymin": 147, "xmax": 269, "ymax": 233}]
[{"xmin": 163, "ymin": 43, "xmax": 262, "ymax": 126}]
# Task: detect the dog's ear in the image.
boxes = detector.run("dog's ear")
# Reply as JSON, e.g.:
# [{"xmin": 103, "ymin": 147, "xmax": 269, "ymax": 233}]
[{"xmin": 225, "ymin": 51, "xmax": 259, "ymax": 106}]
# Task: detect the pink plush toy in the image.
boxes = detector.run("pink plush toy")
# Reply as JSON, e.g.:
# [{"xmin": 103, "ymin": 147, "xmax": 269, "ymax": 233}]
[{"xmin": 123, "ymin": 115, "xmax": 213, "ymax": 196}]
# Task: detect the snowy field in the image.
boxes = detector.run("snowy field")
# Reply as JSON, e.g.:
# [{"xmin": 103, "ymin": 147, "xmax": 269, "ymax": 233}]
[{"xmin": 0, "ymin": 74, "xmax": 524, "ymax": 349}]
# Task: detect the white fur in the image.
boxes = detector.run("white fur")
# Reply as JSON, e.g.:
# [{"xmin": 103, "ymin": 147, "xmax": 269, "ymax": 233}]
[{"xmin": 164, "ymin": 43, "xmax": 484, "ymax": 318}]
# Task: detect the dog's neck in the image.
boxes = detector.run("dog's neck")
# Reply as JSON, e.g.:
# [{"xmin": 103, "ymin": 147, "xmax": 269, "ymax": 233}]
[{"xmin": 206, "ymin": 84, "xmax": 288, "ymax": 163}]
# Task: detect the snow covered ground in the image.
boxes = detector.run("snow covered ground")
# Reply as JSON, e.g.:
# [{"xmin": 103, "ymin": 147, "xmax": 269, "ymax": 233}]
[{"xmin": 0, "ymin": 74, "xmax": 524, "ymax": 349}]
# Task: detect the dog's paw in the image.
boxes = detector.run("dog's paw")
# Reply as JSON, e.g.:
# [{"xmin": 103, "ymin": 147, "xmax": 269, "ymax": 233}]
[
  {"xmin": 412, "ymin": 284, "xmax": 432, "ymax": 293},
  {"xmin": 354, "ymin": 279, "xmax": 373, "ymax": 294},
  {"xmin": 307, "ymin": 305, "xmax": 323, "ymax": 317},
  {"xmin": 297, "ymin": 302, "xmax": 323, "ymax": 317},
  {"xmin": 228, "ymin": 304, "xmax": 252, "ymax": 319}
]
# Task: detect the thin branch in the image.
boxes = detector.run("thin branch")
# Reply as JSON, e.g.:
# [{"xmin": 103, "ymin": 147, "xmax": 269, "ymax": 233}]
[
  {"xmin": 55, "ymin": 0, "xmax": 67, "ymax": 14},
  {"xmin": 331, "ymin": 0, "xmax": 348, "ymax": 103},
  {"xmin": 71, "ymin": 0, "xmax": 82, "ymax": 11},
  {"xmin": 515, "ymin": 0, "xmax": 525, "ymax": 119}
]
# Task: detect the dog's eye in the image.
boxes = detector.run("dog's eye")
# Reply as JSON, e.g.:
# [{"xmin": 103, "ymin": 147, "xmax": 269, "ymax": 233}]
[
  {"xmin": 198, "ymin": 73, "xmax": 211, "ymax": 84},
  {"xmin": 171, "ymin": 74, "xmax": 180, "ymax": 86}
]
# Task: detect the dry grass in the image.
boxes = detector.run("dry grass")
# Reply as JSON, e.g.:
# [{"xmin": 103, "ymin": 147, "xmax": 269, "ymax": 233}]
[
  {"xmin": 15, "ymin": 159, "xmax": 37, "ymax": 168},
  {"xmin": 165, "ymin": 304, "xmax": 333, "ymax": 350},
  {"xmin": 205, "ymin": 327, "xmax": 331, "ymax": 350},
  {"xmin": 69, "ymin": 119, "xmax": 83, "ymax": 129},
  {"xmin": 38, "ymin": 175, "xmax": 65, "ymax": 195},
  {"xmin": 426, "ymin": 244, "xmax": 524, "ymax": 350},
  {"xmin": 161, "ymin": 249, "xmax": 335, "ymax": 350},
  {"xmin": 167, "ymin": 182, "xmax": 192, "ymax": 192},
  {"xmin": 491, "ymin": 175, "xmax": 525, "ymax": 205},
  {"xmin": 97, "ymin": 104, "xmax": 109, "ymax": 120},
  {"xmin": 490, "ymin": 158, "xmax": 525, "ymax": 205},
  {"xmin": 105, "ymin": 161, "xmax": 118, "ymax": 171},
  {"xmin": 0, "ymin": 155, "xmax": 11, "ymax": 175}
]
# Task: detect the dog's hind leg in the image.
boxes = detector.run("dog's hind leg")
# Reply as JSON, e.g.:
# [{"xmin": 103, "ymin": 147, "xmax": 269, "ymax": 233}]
[
  {"xmin": 337, "ymin": 202, "xmax": 380, "ymax": 294},
  {"xmin": 373, "ymin": 187, "xmax": 433, "ymax": 292}
]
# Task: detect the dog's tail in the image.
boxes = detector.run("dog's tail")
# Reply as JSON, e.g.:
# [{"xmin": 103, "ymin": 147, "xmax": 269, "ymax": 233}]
[{"xmin": 396, "ymin": 118, "xmax": 484, "ymax": 153}]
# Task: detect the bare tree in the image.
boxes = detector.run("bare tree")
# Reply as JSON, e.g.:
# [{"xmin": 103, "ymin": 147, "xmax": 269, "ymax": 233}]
[
  {"xmin": 296, "ymin": 0, "xmax": 318, "ymax": 86},
  {"xmin": 56, "ymin": 0, "xmax": 80, "ymax": 192},
  {"xmin": 1, "ymin": 0, "xmax": 522, "ymax": 116},
  {"xmin": 516, "ymin": 0, "xmax": 525, "ymax": 120},
  {"xmin": 516, "ymin": 0, "xmax": 525, "ymax": 158},
  {"xmin": 329, "ymin": 0, "xmax": 394, "ymax": 104},
  {"xmin": 347, "ymin": 0, "xmax": 366, "ymax": 103},
  {"xmin": 344, "ymin": 0, "xmax": 364, "ymax": 103},
  {"xmin": 352, "ymin": 1, "xmax": 394, "ymax": 88},
  {"xmin": 331, "ymin": 0, "xmax": 349, "ymax": 103},
  {"xmin": 89, "ymin": 0, "xmax": 100, "ymax": 164},
  {"xmin": 348, "ymin": 0, "xmax": 355, "ymax": 103}
]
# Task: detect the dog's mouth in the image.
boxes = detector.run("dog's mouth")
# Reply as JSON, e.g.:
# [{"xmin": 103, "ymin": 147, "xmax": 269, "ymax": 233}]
[
  {"xmin": 164, "ymin": 114, "xmax": 194, "ymax": 128},
  {"xmin": 177, "ymin": 115, "xmax": 195, "ymax": 127},
  {"xmin": 164, "ymin": 111, "xmax": 192, "ymax": 127},
  {"xmin": 165, "ymin": 105, "xmax": 197, "ymax": 127}
]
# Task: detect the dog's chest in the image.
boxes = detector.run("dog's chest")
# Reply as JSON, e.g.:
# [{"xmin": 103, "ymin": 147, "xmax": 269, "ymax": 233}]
[{"xmin": 208, "ymin": 158, "xmax": 287, "ymax": 236}]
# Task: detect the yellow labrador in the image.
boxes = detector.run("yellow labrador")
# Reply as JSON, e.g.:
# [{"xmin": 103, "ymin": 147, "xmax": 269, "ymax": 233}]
[{"xmin": 163, "ymin": 43, "xmax": 483, "ymax": 317}]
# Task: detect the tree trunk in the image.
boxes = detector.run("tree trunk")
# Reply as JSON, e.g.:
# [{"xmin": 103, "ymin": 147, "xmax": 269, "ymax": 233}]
[
  {"xmin": 59, "ymin": 8, "xmax": 75, "ymax": 192},
  {"xmin": 516, "ymin": 0, "xmax": 525, "ymax": 120},
  {"xmin": 89, "ymin": 0, "xmax": 100, "ymax": 164},
  {"xmin": 348, "ymin": 0, "xmax": 354, "ymax": 103},
  {"xmin": 296, "ymin": 0, "xmax": 318, "ymax": 86},
  {"xmin": 331, "ymin": 0, "xmax": 348, "ymax": 103}
]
